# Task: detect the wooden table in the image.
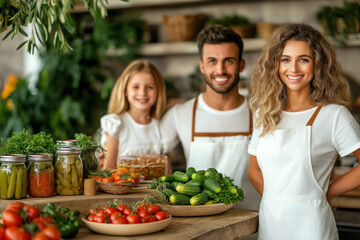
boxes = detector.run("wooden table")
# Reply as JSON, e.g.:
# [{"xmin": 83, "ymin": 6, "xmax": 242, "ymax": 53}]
[{"xmin": 0, "ymin": 192, "xmax": 259, "ymax": 240}]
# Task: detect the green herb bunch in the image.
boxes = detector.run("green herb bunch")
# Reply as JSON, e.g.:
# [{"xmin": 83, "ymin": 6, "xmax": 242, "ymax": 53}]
[
  {"xmin": 0, "ymin": 0, "xmax": 129, "ymax": 54},
  {"xmin": 0, "ymin": 129, "xmax": 56, "ymax": 156},
  {"xmin": 74, "ymin": 133, "xmax": 103, "ymax": 154}
]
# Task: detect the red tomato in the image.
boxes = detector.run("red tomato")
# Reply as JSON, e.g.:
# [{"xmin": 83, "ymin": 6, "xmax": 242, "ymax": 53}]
[
  {"xmin": 109, "ymin": 211, "xmax": 121, "ymax": 223},
  {"xmin": 0, "ymin": 225, "xmax": 5, "ymax": 240},
  {"xmin": 4, "ymin": 226, "xmax": 31, "ymax": 240},
  {"xmin": 40, "ymin": 216, "xmax": 56, "ymax": 228},
  {"xmin": 93, "ymin": 215, "xmax": 105, "ymax": 223},
  {"xmin": 32, "ymin": 218, "xmax": 47, "ymax": 231},
  {"xmin": 95, "ymin": 210, "xmax": 105, "ymax": 217},
  {"xmin": 147, "ymin": 204, "xmax": 161, "ymax": 215},
  {"xmin": 138, "ymin": 209, "xmax": 149, "ymax": 218},
  {"xmin": 122, "ymin": 208, "xmax": 132, "ymax": 217},
  {"xmin": 117, "ymin": 204, "xmax": 128, "ymax": 213},
  {"xmin": 88, "ymin": 207, "xmax": 100, "ymax": 216},
  {"xmin": 87, "ymin": 214, "xmax": 95, "ymax": 222},
  {"xmin": 136, "ymin": 205, "xmax": 147, "ymax": 213},
  {"xmin": 126, "ymin": 214, "xmax": 141, "ymax": 224},
  {"xmin": 6, "ymin": 203, "xmax": 23, "ymax": 214},
  {"xmin": 41, "ymin": 227, "xmax": 61, "ymax": 240},
  {"xmin": 24, "ymin": 205, "xmax": 40, "ymax": 220},
  {"xmin": 32, "ymin": 232, "xmax": 51, "ymax": 240},
  {"xmin": 104, "ymin": 207, "xmax": 118, "ymax": 216},
  {"xmin": 155, "ymin": 211, "xmax": 168, "ymax": 221},
  {"xmin": 147, "ymin": 215, "xmax": 157, "ymax": 223},
  {"xmin": 2, "ymin": 209, "xmax": 23, "ymax": 227}
]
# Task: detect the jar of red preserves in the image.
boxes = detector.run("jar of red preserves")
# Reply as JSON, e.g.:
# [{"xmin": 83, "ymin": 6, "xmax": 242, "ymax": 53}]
[{"xmin": 28, "ymin": 153, "xmax": 54, "ymax": 197}]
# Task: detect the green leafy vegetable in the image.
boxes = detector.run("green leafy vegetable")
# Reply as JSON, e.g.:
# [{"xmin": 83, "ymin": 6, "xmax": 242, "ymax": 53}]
[
  {"xmin": 0, "ymin": 129, "xmax": 56, "ymax": 156},
  {"xmin": 74, "ymin": 133, "xmax": 104, "ymax": 154}
]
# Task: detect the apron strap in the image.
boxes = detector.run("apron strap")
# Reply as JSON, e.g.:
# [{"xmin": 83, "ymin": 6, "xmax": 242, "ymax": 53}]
[
  {"xmin": 306, "ymin": 106, "xmax": 322, "ymax": 126},
  {"xmin": 191, "ymin": 97, "xmax": 252, "ymax": 142}
]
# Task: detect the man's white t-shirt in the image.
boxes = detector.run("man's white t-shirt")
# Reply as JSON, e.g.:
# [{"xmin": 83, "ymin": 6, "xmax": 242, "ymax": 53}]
[
  {"xmin": 160, "ymin": 93, "xmax": 251, "ymax": 160},
  {"xmin": 100, "ymin": 112, "xmax": 162, "ymax": 160},
  {"xmin": 248, "ymin": 104, "xmax": 360, "ymax": 192}
]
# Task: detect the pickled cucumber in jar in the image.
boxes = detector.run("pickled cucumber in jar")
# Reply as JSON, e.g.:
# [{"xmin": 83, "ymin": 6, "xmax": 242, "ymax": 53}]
[
  {"xmin": 55, "ymin": 147, "xmax": 83, "ymax": 196},
  {"xmin": 0, "ymin": 154, "xmax": 27, "ymax": 200}
]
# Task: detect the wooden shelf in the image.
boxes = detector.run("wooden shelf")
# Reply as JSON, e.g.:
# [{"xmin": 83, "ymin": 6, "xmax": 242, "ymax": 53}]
[{"xmin": 106, "ymin": 38, "xmax": 267, "ymax": 57}]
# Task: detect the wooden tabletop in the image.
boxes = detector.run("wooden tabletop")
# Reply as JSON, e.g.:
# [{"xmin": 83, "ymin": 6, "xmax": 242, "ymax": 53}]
[{"xmin": 0, "ymin": 191, "xmax": 259, "ymax": 240}]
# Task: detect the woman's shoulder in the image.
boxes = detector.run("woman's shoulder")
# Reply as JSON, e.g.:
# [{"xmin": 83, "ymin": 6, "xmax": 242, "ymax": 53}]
[
  {"xmin": 321, "ymin": 104, "xmax": 350, "ymax": 115},
  {"xmin": 100, "ymin": 113, "xmax": 124, "ymax": 128}
]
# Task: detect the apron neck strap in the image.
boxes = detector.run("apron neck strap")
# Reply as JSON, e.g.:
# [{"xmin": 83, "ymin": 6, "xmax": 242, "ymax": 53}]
[
  {"xmin": 191, "ymin": 97, "xmax": 199, "ymax": 141},
  {"xmin": 306, "ymin": 106, "xmax": 322, "ymax": 126}
]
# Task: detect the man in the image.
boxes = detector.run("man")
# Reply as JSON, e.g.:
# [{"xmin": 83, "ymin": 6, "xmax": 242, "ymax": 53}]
[{"xmin": 160, "ymin": 25, "xmax": 260, "ymax": 210}]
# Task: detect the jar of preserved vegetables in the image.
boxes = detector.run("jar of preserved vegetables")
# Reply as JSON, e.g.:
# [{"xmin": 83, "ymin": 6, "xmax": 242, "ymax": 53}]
[
  {"xmin": 55, "ymin": 147, "xmax": 83, "ymax": 196},
  {"xmin": 0, "ymin": 154, "xmax": 28, "ymax": 199},
  {"xmin": 28, "ymin": 153, "xmax": 54, "ymax": 197}
]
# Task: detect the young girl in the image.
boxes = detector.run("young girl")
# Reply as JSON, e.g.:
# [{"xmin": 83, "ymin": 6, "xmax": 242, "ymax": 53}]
[
  {"xmin": 248, "ymin": 23, "xmax": 360, "ymax": 239},
  {"xmin": 100, "ymin": 60, "xmax": 166, "ymax": 170}
]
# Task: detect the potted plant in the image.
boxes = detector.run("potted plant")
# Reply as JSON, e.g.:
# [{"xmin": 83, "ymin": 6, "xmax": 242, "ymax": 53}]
[
  {"xmin": 208, "ymin": 14, "xmax": 255, "ymax": 39},
  {"xmin": 316, "ymin": 2, "xmax": 360, "ymax": 40}
]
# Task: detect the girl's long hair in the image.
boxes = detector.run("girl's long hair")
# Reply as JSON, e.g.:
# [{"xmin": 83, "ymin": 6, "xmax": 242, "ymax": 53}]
[
  {"xmin": 250, "ymin": 23, "xmax": 351, "ymax": 136},
  {"xmin": 107, "ymin": 60, "xmax": 166, "ymax": 120}
]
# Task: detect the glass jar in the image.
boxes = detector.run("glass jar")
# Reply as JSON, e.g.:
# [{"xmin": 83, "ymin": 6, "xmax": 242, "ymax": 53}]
[
  {"xmin": 0, "ymin": 154, "xmax": 28, "ymax": 199},
  {"xmin": 57, "ymin": 140, "xmax": 77, "ymax": 147},
  {"xmin": 55, "ymin": 147, "xmax": 83, "ymax": 195},
  {"xmin": 82, "ymin": 147, "xmax": 99, "ymax": 179},
  {"xmin": 28, "ymin": 153, "xmax": 54, "ymax": 197}
]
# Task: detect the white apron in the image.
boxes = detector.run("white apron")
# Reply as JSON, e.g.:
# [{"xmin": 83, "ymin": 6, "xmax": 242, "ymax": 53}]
[
  {"xmin": 188, "ymin": 97, "xmax": 260, "ymax": 210},
  {"xmin": 256, "ymin": 107, "xmax": 338, "ymax": 240}
]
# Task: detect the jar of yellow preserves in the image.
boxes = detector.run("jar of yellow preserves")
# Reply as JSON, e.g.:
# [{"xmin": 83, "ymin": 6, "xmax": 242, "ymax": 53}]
[
  {"xmin": 55, "ymin": 147, "xmax": 83, "ymax": 195},
  {"xmin": 0, "ymin": 154, "xmax": 27, "ymax": 199}
]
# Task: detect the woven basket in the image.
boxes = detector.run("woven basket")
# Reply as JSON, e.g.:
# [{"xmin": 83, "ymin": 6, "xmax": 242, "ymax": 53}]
[
  {"xmin": 162, "ymin": 14, "xmax": 206, "ymax": 42},
  {"xmin": 231, "ymin": 25, "xmax": 256, "ymax": 39},
  {"xmin": 256, "ymin": 22, "xmax": 281, "ymax": 39},
  {"xmin": 96, "ymin": 181, "xmax": 136, "ymax": 194}
]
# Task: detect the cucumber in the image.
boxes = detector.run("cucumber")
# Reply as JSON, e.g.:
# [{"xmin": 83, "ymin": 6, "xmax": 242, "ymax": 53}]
[
  {"xmin": 202, "ymin": 189, "xmax": 216, "ymax": 199},
  {"xmin": 176, "ymin": 184, "xmax": 201, "ymax": 196},
  {"xmin": 185, "ymin": 180, "xmax": 202, "ymax": 187},
  {"xmin": 190, "ymin": 192, "xmax": 209, "ymax": 205},
  {"xmin": 204, "ymin": 171, "xmax": 217, "ymax": 179},
  {"xmin": 171, "ymin": 181, "xmax": 182, "ymax": 191},
  {"xmin": 227, "ymin": 186, "xmax": 238, "ymax": 195},
  {"xmin": 204, "ymin": 177, "xmax": 221, "ymax": 193},
  {"xmin": 185, "ymin": 167, "xmax": 196, "ymax": 177},
  {"xmin": 191, "ymin": 173, "xmax": 206, "ymax": 184},
  {"xmin": 7, "ymin": 166, "xmax": 18, "ymax": 199},
  {"xmin": 0, "ymin": 169, "xmax": 8, "ymax": 199},
  {"xmin": 170, "ymin": 194, "xmax": 190, "ymax": 205},
  {"xmin": 205, "ymin": 200, "xmax": 216, "ymax": 205},
  {"xmin": 173, "ymin": 171, "xmax": 189, "ymax": 182},
  {"xmin": 160, "ymin": 175, "xmax": 175, "ymax": 183},
  {"xmin": 15, "ymin": 167, "xmax": 23, "ymax": 199},
  {"xmin": 196, "ymin": 170, "xmax": 206, "ymax": 175},
  {"xmin": 206, "ymin": 168, "xmax": 218, "ymax": 174},
  {"xmin": 163, "ymin": 188, "xmax": 176, "ymax": 198}
]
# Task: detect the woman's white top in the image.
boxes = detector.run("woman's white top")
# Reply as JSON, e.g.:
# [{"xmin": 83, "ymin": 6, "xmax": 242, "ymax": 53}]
[
  {"xmin": 248, "ymin": 104, "xmax": 360, "ymax": 192},
  {"xmin": 100, "ymin": 112, "xmax": 162, "ymax": 159}
]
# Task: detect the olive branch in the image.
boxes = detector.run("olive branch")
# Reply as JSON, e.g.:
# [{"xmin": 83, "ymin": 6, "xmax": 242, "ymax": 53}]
[{"xmin": 0, "ymin": 0, "xmax": 129, "ymax": 54}]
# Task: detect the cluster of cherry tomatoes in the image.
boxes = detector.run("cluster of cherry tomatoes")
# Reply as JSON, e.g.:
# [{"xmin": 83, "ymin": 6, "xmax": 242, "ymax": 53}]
[
  {"xmin": 85, "ymin": 202, "xmax": 170, "ymax": 224},
  {"xmin": 89, "ymin": 169, "xmax": 142, "ymax": 183},
  {"xmin": 0, "ymin": 202, "xmax": 61, "ymax": 240}
]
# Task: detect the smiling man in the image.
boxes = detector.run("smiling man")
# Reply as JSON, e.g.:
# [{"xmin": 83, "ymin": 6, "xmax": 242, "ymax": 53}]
[{"xmin": 160, "ymin": 25, "xmax": 260, "ymax": 211}]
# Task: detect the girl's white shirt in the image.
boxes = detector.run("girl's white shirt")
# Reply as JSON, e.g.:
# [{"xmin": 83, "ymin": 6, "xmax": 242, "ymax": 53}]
[
  {"xmin": 248, "ymin": 104, "xmax": 360, "ymax": 192},
  {"xmin": 100, "ymin": 112, "xmax": 162, "ymax": 161}
]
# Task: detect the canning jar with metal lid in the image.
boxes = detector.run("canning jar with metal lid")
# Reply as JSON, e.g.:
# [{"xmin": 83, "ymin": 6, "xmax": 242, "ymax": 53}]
[
  {"xmin": 57, "ymin": 140, "xmax": 77, "ymax": 147},
  {"xmin": 55, "ymin": 147, "xmax": 83, "ymax": 195},
  {"xmin": 0, "ymin": 154, "xmax": 27, "ymax": 199},
  {"xmin": 28, "ymin": 153, "xmax": 54, "ymax": 197}
]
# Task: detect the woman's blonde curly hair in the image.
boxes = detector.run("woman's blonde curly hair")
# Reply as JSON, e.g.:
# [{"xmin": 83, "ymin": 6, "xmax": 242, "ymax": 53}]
[{"xmin": 250, "ymin": 23, "xmax": 351, "ymax": 136}]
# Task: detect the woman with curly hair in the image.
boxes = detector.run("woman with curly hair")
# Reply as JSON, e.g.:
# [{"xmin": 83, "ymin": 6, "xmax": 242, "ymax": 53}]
[{"xmin": 248, "ymin": 23, "xmax": 360, "ymax": 239}]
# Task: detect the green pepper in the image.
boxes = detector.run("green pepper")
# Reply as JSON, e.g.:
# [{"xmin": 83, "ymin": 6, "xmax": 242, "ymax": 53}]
[
  {"xmin": 59, "ymin": 222, "xmax": 79, "ymax": 239},
  {"xmin": 71, "ymin": 210, "xmax": 80, "ymax": 217},
  {"xmin": 44, "ymin": 208, "xmax": 60, "ymax": 222},
  {"xmin": 46, "ymin": 202, "xmax": 56, "ymax": 210}
]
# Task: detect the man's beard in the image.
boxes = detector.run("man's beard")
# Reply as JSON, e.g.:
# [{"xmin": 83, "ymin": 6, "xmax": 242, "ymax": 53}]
[{"xmin": 203, "ymin": 73, "xmax": 239, "ymax": 94}]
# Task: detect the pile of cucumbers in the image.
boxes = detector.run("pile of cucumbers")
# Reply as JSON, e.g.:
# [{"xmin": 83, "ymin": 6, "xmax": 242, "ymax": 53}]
[
  {"xmin": 154, "ymin": 167, "xmax": 244, "ymax": 205},
  {"xmin": 0, "ymin": 165, "xmax": 27, "ymax": 200}
]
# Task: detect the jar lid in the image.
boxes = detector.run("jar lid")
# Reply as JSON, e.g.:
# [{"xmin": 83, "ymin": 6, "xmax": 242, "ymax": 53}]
[
  {"xmin": 29, "ymin": 153, "xmax": 53, "ymax": 161},
  {"xmin": 57, "ymin": 147, "xmax": 82, "ymax": 154},
  {"xmin": 0, "ymin": 154, "xmax": 26, "ymax": 162},
  {"xmin": 57, "ymin": 140, "xmax": 77, "ymax": 147}
]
